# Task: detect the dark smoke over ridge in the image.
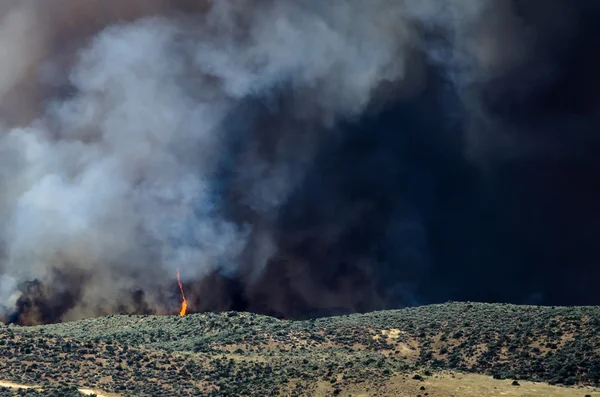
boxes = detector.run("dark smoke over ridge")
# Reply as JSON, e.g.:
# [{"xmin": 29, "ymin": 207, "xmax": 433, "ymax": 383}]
[{"xmin": 1, "ymin": 0, "xmax": 600, "ymax": 325}]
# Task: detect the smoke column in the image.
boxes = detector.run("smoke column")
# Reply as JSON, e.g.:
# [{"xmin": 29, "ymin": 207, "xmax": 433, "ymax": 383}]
[{"xmin": 1, "ymin": 0, "xmax": 599, "ymax": 325}]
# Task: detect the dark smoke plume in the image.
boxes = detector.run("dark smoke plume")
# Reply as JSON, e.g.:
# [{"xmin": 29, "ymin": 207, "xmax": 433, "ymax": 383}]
[{"xmin": 1, "ymin": 0, "xmax": 600, "ymax": 325}]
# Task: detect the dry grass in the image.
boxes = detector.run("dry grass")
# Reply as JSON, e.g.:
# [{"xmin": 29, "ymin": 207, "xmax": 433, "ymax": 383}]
[{"xmin": 332, "ymin": 372, "xmax": 600, "ymax": 397}]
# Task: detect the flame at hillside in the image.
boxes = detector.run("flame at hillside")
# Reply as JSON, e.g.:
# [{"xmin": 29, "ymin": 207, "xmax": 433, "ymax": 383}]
[{"xmin": 177, "ymin": 269, "xmax": 187, "ymax": 316}]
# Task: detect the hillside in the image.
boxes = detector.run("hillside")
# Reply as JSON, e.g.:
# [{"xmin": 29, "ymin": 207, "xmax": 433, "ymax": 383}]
[{"xmin": 1, "ymin": 302, "xmax": 599, "ymax": 396}]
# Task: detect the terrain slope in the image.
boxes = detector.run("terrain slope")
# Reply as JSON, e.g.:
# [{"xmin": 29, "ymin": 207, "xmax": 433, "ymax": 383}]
[{"xmin": 1, "ymin": 302, "xmax": 599, "ymax": 396}]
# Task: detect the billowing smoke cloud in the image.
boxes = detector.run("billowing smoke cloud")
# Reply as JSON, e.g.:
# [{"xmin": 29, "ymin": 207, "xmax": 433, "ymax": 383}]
[{"xmin": 1, "ymin": 0, "xmax": 599, "ymax": 325}]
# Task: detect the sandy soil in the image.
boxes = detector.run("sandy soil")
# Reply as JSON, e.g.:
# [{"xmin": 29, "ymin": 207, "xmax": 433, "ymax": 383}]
[
  {"xmin": 0, "ymin": 380, "xmax": 118, "ymax": 397},
  {"xmin": 0, "ymin": 381, "xmax": 35, "ymax": 389}
]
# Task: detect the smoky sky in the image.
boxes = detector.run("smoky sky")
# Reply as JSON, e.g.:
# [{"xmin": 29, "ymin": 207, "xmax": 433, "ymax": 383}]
[{"xmin": 1, "ymin": 0, "xmax": 600, "ymax": 325}]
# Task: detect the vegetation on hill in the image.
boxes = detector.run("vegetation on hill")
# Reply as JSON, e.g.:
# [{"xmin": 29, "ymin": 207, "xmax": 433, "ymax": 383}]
[{"xmin": 1, "ymin": 302, "xmax": 599, "ymax": 396}]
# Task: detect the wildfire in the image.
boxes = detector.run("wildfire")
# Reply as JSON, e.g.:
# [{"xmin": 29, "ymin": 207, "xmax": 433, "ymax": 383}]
[{"xmin": 176, "ymin": 268, "xmax": 187, "ymax": 316}]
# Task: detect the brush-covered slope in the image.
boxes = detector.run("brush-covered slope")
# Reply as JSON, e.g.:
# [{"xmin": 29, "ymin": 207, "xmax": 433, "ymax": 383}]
[{"xmin": 1, "ymin": 302, "xmax": 599, "ymax": 396}]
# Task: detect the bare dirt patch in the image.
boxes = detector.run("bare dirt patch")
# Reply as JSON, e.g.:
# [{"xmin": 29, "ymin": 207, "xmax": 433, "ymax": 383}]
[{"xmin": 0, "ymin": 380, "xmax": 119, "ymax": 397}]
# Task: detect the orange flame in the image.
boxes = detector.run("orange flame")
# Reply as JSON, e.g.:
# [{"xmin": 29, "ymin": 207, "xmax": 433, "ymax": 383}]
[{"xmin": 176, "ymin": 268, "xmax": 187, "ymax": 316}]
